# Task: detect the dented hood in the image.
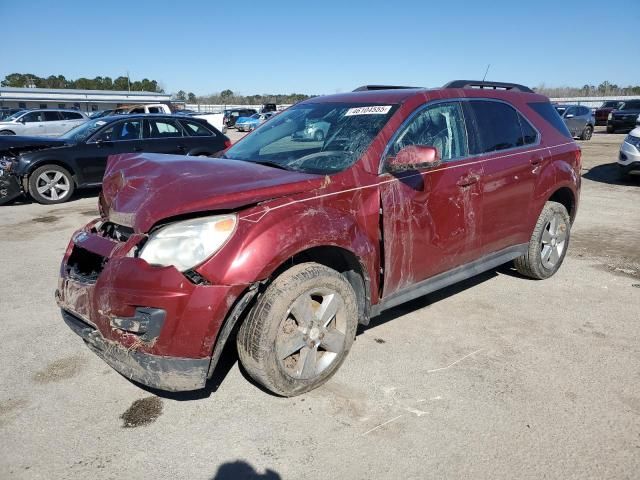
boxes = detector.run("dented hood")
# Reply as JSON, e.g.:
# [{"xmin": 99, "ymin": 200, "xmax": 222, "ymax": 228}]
[{"xmin": 101, "ymin": 153, "xmax": 323, "ymax": 233}]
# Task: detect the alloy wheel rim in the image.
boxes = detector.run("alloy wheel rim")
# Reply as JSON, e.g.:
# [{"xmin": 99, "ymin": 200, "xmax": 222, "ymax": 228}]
[
  {"xmin": 36, "ymin": 171, "xmax": 70, "ymax": 201},
  {"xmin": 276, "ymin": 288, "xmax": 347, "ymax": 380},
  {"xmin": 540, "ymin": 213, "xmax": 567, "ymax": 269}
]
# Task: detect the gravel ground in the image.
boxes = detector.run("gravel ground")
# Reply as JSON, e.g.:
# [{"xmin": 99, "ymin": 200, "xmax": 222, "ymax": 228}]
[{"xmin": 1, "ymin": 128, "xmax": 639, "ymax": 480}]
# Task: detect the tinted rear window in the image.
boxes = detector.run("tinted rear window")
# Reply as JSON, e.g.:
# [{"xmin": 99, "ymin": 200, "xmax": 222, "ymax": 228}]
[
  {"xmin": 60, "ymin": 111, "xmax": 83, "ymax": 120},
  {"xmin": 621, "ymin": 100, "xmax": 640, "ymax": 110},
  {"xmin": 528, "ymin": 102, "xmax": 572, "ymax": 139},
  {"xmin": 468, "ymin": 101, "xmax": 524, "ymax": 153},
  {"xmin": 44, "ymin": 111, "xmax": 61, "ymax": 121}
]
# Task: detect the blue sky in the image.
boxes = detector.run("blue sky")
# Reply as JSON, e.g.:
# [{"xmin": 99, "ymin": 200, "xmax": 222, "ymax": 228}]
[{"xmin": 1, "ymin": 0, "xmax": 638, "ymax": 96}]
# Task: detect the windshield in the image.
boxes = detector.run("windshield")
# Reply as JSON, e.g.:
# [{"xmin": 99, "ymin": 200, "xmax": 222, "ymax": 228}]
[
  {"xmin": 3, "ymin": 111, "xmax": 26, "ymax": 122},
  {"xmin": 223, "ymin": 102, "xmax": 398, "ymax": 174},
  {"xmin": 602, "ymin": 101, "xmax": 620, "ymax": 108},
  {"xmin": 60, "ymin": 118, "xmax": 110, "ymax": 142}
]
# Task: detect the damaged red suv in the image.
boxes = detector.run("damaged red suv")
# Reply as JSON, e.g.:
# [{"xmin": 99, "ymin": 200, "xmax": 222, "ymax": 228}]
[{"xmin": 57, "ymin": 81, "xmax": 581, "ymax": 396}]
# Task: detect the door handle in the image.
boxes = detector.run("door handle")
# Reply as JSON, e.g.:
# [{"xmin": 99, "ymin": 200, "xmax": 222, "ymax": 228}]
[
  {"xmin": 530, "ymin": 156, "xmax": 543, "ymax": 166},
  {"xmin": 177, "ymin": 144, "xmax": 186, "ymax": 151},
  {"xmin": 456, "ymin": 173, "xmax": 479, "ymax": 187}
]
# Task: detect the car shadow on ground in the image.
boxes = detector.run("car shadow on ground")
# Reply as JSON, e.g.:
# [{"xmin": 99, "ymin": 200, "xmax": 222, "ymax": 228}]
[
  {"xmin": 582, "ymin": 163, "xmax": 640, "ymax": 186},
  {"xmin": 142, "ymin": 263, "xmax": 523, "ymax": 400}
]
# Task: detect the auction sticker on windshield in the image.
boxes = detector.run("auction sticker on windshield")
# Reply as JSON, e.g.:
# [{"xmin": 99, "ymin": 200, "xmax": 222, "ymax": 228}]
[{"xmin": 344, "ymin": 106, "xmax": 392, "ymax": 116}]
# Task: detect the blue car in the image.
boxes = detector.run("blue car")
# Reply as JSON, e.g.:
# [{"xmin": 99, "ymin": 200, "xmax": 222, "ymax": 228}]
[{"xmin": 235, "ymin": 111, "xmax": 276, "ymax": 132}]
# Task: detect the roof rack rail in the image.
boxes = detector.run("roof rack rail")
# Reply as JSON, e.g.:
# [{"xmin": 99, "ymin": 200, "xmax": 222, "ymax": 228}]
[
  {"xmin": 443, "ymin": 80, "xmax": 534, "ymax": 93},
  {"xmin": 352, "ymin": 85, "xmax": 419, "ymax": 92}
]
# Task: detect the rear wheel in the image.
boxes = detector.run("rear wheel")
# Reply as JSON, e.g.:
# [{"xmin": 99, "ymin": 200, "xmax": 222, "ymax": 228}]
[
  {"xmin": 28, "ymin": 165, "xmax": 75, "ymax": 204},
  {"xmin": 514, "ymin": 201, "xmax": 570, "ymax": 280},
  {"xmin": 237, "ymin": 263, "xmax": 358, "ymax": 396},
  {"xmin": 0, "ymin": 130, "xmax": 15, "ymax": 135},
  {"xmin": 314, "ymin": 129, "xmax": 325, "ymax": 142},
  {"xmin": 580, "ymin": 125, "xmax": 593, "ymax": 140},
  {"xmin": 606, "ymin": 125, "xmax": 615, "ymax": 133}
]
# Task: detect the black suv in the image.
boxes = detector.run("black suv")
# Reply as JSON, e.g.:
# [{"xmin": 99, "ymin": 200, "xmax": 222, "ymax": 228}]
[{"xmin": 223, "ymin": 108, "xmax": 258, "ymax": 128}]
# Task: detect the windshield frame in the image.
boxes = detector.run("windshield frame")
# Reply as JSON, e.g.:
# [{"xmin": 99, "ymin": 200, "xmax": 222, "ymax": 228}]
[{"xmin": 59, "ymin": 117, "xmax": 112, "ymax": 143}]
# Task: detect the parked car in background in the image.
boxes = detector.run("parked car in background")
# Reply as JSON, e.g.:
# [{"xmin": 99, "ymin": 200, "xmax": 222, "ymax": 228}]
[
  {"xmin": 235, "ymin": 111, "xmax": 277, "ymax": 132},
  {"xmin": 595, "ymin": 100, "xmax": 622, "ymax": 126},
  {"xmin": 618, "ymin": 125, "xmax": 640, "ymax": 178},
  {"xmin": 0, "ymin": 108, "xmax": 24, "ymax": 121},
  {"xmin": 174, "ymin": 110, "xmax": 226, "ymax": 133},
  {"xmin": 261, "ymin": 103, "xmax": 277, "ymax": 113},
  {"xmin": 113, "ymin": 104, "xmax": 172, "ymax": 115},
  {"xmin": 292, "ymin": 119, "xmax": 330, "ymax": 141},
  {"xmin": 0, "ymin": 114, "xmax": 230, "ymax": 204},
  {"xmin": 56, "ymin": 81, "xmax": 581, "ymax": 396},
  {"xmin": 223, "ymin": 108, "xmax": 258, "ymax": 128},
  {"xmin": 554, "ymin": 104, "xmax": 594, "ymax": 140},
  {"xmin": 89, "ymin": 110, "xmax": 115, "ymax": 119},
  {"xmin": 607, "ymin": 100, "xmax": 640, "ymax": 133},
  {"xmin": 0, "ymin": 109, "xmax": 88, "ymax": 137}
]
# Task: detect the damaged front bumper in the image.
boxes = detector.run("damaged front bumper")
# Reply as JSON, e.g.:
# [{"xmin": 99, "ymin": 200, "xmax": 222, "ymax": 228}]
[
  {"xmin": 61, "ymin": 308, "xmax": 210, "ymax": 391},
  {"xmin": 0, "ymin": 168, "xmax": 23, "ymax": 205},
  {"xmin": 56, "ymin": 221, "xmax": 247, "ymax": 391}
]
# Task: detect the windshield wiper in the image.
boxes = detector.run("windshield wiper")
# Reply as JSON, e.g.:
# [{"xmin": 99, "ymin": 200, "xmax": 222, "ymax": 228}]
[{"xmin": 251, "ymin": 160, "xmax": 293, "ymax": 171}]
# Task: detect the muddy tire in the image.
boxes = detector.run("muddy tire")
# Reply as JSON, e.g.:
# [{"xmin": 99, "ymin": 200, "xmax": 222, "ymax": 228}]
[
  {"xmin": 514, "ymin": 201, "xmax": 571, "ymax": 280},
  {"xmin": 606, "ymin": 125, "xmax": 614, "ymax": 134},
  {"xmin": 28, "ymin": 164, "xmax": 75, "ymax": 204},
  {"xmin": 237, "ymin": 263, "xmax": 358, "ymax": 396},
  {"xmin": 0, "ymin": 130, "xmax": 15, "ymax": 135}
]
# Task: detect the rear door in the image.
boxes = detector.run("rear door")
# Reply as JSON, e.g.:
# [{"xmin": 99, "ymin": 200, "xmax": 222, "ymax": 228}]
[
  {"xmin": 464, "ymin": 100, "xmax": 542, "ymax": 254},
  {"xmin": 61, "ymin": 111, "xmax": 86, "ymax": 131},
  {"xmin": 179, "ymin": 119, "xmax": 225, "ymax": 154},
  {"xmin": 379, "ymin": 101, "xmax": 483, "ymax": 296},
  {"xmin": 142, "ymin": 118, "xmax": 186, "ymax": 154},
  {"xmin": 44, "ymin": 111, "xmax": 69, "ymax": 136}
]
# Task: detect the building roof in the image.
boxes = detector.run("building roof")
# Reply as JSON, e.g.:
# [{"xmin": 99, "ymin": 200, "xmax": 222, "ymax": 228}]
[{"xmin": 0, "ymin": 86, "xmax": 170, "ymax": 97}]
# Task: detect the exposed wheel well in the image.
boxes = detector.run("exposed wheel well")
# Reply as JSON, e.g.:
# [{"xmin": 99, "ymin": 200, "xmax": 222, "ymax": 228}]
[
  {"xmin": 271, "ymin": 246, "xmax": 371, "ymax": 325},
  {"xmin": 0, "ymin": 130, "xmax": 16, "ymax": 135},
  {"xmin": 548, "ymin": 187, "xmax": 576, "ymax": 222}
]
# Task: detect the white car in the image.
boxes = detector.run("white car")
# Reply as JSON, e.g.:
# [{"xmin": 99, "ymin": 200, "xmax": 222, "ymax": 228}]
[
  {"xmin": 0, "ymin": 109, "xmax": 88, "ymax": 137},
  {"xmin": 618, "ymin": 125, "xmax": 640, "ymax": 178}
]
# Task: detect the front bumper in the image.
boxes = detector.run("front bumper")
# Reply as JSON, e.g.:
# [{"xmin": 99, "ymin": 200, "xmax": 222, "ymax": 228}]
[
  {"xmin": 0, "ymin": 169, "xmax": 23, "ymax": 205},
  {"xmin": 609, "ymin": 118, "xmax": 638, "ymax": 131},
  {"xmin": 56, "ymin": 223, "xmax": 246, "ymax": 391}
]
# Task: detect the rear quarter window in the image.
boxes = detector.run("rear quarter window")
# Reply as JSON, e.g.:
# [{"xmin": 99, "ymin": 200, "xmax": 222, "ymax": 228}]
[
  {"xmin": 527, "ymin": 102, "xmax": 572, "ymax": 139},
  {"xmin": 468, "ymin": 101, "xmax": 524, "ymax": 153}
]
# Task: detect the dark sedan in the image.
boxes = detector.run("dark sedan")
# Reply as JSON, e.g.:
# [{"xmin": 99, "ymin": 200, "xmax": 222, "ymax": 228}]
[
  {"xmin": 0, "ymin": 114, "xmax": 230, "ymax": 204},
  {"xmin": 595, "ymin": 100, "xmax": 622, "ymax": 126},
  {"xmin": 607, "ymin": 100, "xmax": 640, "ymax": 133}
]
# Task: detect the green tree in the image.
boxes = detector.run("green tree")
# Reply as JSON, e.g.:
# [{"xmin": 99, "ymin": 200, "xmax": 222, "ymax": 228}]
[
  {"xmin": 187, "ymin": 92, "xmax": 196, "ymax": 103},
  {"xmin": 220, "ymin": 89, "xmax": 233, "ymax": 100},
  {"xmin": 175, "ymin": 90, "xmax": 187, "ymax": 101}
]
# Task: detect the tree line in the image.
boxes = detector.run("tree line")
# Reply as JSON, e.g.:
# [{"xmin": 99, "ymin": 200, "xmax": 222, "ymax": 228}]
[
  {"xmin": 175, "ymin": 89, "xmax": 313, "ymax": 105},
  {"xmin": 1, "ymin": 73, "xmax": 164, "ymax": 93},
  {"xmin": 534, "ymin": 81, "xmax": 640, "ymax": 97}
]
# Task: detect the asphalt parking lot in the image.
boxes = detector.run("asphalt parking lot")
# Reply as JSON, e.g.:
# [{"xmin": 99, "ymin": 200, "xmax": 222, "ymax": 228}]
[{"xmin": 1, "ymin": 128, "xmax": 639, "ymax": 480}]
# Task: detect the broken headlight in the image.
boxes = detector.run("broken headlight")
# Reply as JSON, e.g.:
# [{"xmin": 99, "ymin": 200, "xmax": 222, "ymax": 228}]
[{"xmin": 138, "ymin": 214, "xmax": 237, "ymax": 272}]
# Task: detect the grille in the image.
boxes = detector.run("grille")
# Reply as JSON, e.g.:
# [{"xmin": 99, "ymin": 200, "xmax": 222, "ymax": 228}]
[
  {"xmin": 66, "ymin": 246, "xmax": 107, "ymax": 283},
  {"xmin": 100, "ymin": 222, "xmax": 134, "ymax": 242}
]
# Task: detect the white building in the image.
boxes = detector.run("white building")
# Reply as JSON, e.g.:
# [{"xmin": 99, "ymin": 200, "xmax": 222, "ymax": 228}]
[{"xmin": 0, "ymin": 87, "xmax": 172, "ymax": 113}]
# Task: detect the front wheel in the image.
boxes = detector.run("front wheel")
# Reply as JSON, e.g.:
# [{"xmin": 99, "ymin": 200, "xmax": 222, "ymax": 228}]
[
  {"xmin": 0, "ymin": 130, "xmax": 15, "ymax": 135},
  {"xmin": 514, "ymin": 201, "xmax": 570, "ymax": 279},
  {"xmin": 237, "ymin": 263, "xmax": 358, "ymax": 396},
  {"xmin": 606, "ymin": 125, "xmax": 615, "ymax": 134},
  {"xmin": 28, "ymin": 165, "xmax": 75, "ymax": 204}
]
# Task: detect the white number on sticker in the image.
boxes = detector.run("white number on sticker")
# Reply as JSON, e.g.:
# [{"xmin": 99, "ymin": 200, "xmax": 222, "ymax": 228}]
[{"xmin": 344, "ymin": 106, "xmax": 392, "ymax": 116}]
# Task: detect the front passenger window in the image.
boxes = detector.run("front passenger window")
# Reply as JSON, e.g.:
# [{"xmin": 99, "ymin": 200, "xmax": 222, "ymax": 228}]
[
  {"xmin": 390, "ymin": 102, "xmax": 468, "ymax": 161},
  {"xmin": 22, "ymin": 112, "xmax": 45, "ymax": 123}
]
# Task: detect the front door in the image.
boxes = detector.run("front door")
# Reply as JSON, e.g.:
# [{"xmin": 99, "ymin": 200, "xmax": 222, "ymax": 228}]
[
  {"xmin": 77, "ymin": 119, "xmax": 144, "ymax": 184},
  {"xmin": 379, "ymin": 101, "xmax": 483, "ymax": 297},
  {"xmin": 20, "ymin": 111, "xmax": 47, "ymax": 136}
]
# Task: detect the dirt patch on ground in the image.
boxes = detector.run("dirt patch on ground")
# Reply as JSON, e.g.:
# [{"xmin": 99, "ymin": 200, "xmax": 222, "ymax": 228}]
[
  {"xmin": 0, "ymin": 398, "xmax": 28, "ymax": 427},
  {"xmin": 33, "ymin": 356, "xmax": 84, "ymax": 384},
  {"xmin": 32, "ymin": 215, "xmax": 60, "ymax": 223},
  {"xmin": 120, "ymin": 397, "xmax": 163, "ymax": 428},
  {"xmin": 569, "ymin": 227, "xmax": 640, "ymax": 265}
]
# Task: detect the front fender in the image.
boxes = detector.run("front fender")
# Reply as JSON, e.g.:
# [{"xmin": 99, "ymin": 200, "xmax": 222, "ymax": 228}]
[{"xmin": 195, "ymin": 195, "xmax": 380, "ymax": 298}]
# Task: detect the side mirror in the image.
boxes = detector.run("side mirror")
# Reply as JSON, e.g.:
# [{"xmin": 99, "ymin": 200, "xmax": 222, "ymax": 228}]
[
  {"xmin": 18, "ymin": 117, "xmax": 26, "ymax": 124},
  {"xmin": 386, "ymin": 145, "xmax": 441, "ymax": 172},
  {"xmin": 565, "ymin": 114, "xmax": 574, "ymax": 119}
]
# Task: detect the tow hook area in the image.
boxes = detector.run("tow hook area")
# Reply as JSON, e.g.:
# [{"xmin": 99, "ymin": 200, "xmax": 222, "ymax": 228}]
[{"xmin": 110, "ymin": 307, "xmax": 166, "ymax": 342}]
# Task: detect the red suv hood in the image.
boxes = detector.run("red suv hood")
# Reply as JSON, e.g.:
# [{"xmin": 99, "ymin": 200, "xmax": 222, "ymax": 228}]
[{"xmin": 101, "ymin": 153, "xmax": 322, "ymax": 233}]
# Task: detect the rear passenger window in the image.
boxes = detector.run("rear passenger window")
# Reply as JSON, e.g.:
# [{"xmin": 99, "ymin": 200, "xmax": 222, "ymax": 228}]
[
  {"xmin": 528, "ymin": 102, "xmax": 572, "ymax": 139},
  {"xmin": 181, "ymin": 120, "xmax": 213, "ymax": 137},
  {"xmin": 390, "ymin": 101, "xmax": 468, "ymax": 161},
  {"xmin": 147, "ymin": 119, "xmax": 182, "ymax": 138},
  {"xmin": 468, "ymin": 101, "xmax": 523, "ymax": 153},
  {"xmin": 60, "ymin": 111, "xmax": 83, "ymax": 120},
  {"xmin": 44, "ymin": 111, "xmax": 61, "ymax": 121},
  {"xmin": 518, "ymin": 114, "xmax": 538, "ymax": 145}
]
